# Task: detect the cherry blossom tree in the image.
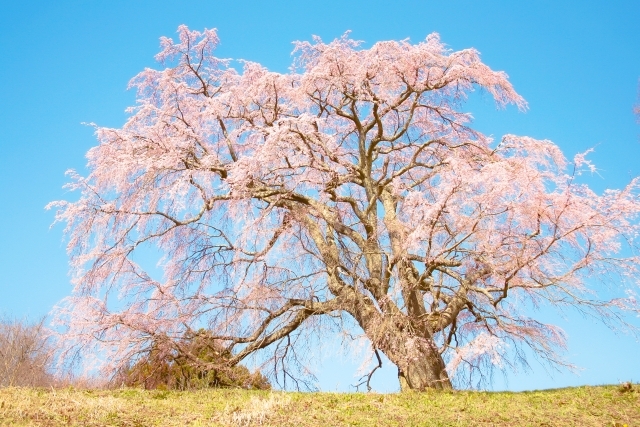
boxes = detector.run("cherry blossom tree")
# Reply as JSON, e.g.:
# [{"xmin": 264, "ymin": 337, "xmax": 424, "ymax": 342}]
[{"xmin": 49, "ymin": 26, "xmax": 640, "ymax": 391}]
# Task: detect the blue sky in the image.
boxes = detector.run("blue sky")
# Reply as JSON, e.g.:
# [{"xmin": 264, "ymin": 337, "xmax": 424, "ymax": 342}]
[{"xmin": 1, "ymin": 0, "xmax": 639, "ymax": 392}]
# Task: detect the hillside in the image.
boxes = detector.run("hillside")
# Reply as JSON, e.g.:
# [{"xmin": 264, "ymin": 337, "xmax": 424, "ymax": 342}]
[{"xmin": 0, "ymin": 384, "xmax": 638, "ymax": 426}]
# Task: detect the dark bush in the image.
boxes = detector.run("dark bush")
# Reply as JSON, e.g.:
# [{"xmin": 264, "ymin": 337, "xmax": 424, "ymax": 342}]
[{"xmin": 115, "ymin": 330, "xmax": 270, "ymax": 390}]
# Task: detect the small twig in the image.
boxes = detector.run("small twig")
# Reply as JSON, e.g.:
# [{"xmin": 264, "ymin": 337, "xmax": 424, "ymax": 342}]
[{"xmin": 354, "ymin": 349, "xmax": 382, "ymax": 392}]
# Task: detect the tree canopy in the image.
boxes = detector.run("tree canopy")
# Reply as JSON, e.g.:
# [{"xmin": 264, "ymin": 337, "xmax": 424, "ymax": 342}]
[{"xmin": 49, "ymin": 26, "xmax": 640, "ymax": 390}]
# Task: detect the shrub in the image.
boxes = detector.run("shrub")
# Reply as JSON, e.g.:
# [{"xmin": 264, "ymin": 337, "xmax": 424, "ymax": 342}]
[
  {"xmin": 0, "ymin": 316, "xmax": 55, "ymax": 387},
  {"xmin": 115, "ymin": 330, "xmax": 270, "ymax": 390}
]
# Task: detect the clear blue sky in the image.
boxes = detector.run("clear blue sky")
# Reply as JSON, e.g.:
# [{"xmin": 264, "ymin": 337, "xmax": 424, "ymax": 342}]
[{"xmin": 1, "ymin": 0, "xmax": 639, "ymax": 392}]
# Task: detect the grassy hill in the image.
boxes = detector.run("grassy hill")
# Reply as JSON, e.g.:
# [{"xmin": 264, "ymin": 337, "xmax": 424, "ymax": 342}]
[{"xmin": 0, "ymin": 384, "xmax": 638, "ymax": 426}]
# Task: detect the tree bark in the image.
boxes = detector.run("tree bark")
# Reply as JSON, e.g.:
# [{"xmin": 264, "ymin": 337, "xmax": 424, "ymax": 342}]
[
  {"xmin": 355, "ymin": 306, "xmax": 452, "ymax": 391},
  {"xmin": 385, "ymin": 335, "xmax": 452, "ymax": 391}
]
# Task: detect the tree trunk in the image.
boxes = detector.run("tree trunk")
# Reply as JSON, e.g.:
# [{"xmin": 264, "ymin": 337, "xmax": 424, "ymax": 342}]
[
  {"xmin": 359, "ymin": 312, "xmax": 453, "ymax": 390},
  {"xmin": 346, "ymin": 280, "xmax": 453, "ymax": 390},
  {"xmin": 395, "ymin": 349, "xmax": 452, "ymax": 391},
  {"xmin": 386, "ymin": 337, "xmax": 452, "ymax": 391}
]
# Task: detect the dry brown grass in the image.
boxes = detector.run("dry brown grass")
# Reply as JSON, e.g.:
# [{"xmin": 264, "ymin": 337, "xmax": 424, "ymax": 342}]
[{"xmin": 0, "ymin": 384, "xmax": 638, "ymax": 426}]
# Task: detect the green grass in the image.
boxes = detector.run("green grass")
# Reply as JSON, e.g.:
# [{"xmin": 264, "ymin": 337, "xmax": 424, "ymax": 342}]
[{"xmin": 0, "ymin": 384, "xmax": 638, "ymax": 426}]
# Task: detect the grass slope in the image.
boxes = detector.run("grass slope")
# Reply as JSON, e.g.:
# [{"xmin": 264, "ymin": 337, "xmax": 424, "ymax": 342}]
[{"xmin": 0, "ymin": 385, "xmax": 638, "ymax": 426}]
